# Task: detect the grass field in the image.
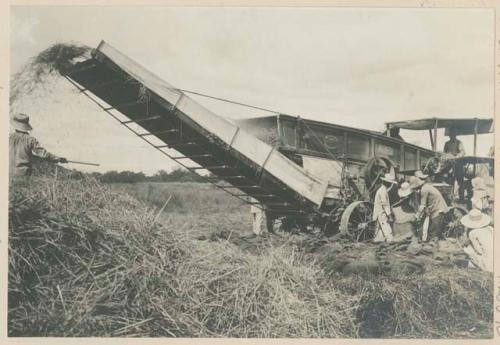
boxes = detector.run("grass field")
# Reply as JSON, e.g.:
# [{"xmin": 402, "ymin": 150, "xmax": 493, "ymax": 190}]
[{"xmin": 8, "ymin": 177, "xmax": 494, "ymax": 338}]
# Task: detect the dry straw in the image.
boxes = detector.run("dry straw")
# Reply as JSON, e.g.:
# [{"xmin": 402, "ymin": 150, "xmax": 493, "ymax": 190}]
[
  {"xmin": 8, "ymin": 174, "xmax": 493, "ymax": 338},
  {"xmin": 10, "ymin": 42, "xmax": 91, "ymax": 106}
]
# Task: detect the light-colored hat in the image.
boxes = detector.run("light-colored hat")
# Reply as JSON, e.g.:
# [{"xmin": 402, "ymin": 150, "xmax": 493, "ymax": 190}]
[
  {"xmin": 414, "ymin": 170, "xmax": 428, "ymax": 179},
  {"xmin": 460, "ymin": 209, "xmax": 491, "ymax": 229},
  {"xmin": 380, "ymin": 173, "xmax": 396, "ymax": 184},
  {"xmin": 12, "ymin": 113, "xmax": 33, "ymax": 132},
  {"xmin": 409, "ymin": 176, "xmax": 425, "ymax": 189},
  {"xmin": 472, "ymin": 177, "xmax": 486, "ymax": 191},
  {"xmin": 398, "ymin": 182, "xmax": 413, "ymax": 198}
]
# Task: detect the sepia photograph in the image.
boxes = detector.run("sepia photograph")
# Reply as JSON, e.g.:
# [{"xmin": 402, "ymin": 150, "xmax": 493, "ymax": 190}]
[{"xmin": 5, "ymin": 3, "xmax": 496, "ymax": 340}]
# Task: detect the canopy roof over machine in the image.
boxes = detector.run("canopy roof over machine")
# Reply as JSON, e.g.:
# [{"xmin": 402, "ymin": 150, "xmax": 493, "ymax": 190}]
[
  {"xmin": 386, "ymin": 117, "xmax": 493, "ymax": 135},
  {"xmin": 385, "ymin": 117, "xmax": 493, "ymax": 154}
]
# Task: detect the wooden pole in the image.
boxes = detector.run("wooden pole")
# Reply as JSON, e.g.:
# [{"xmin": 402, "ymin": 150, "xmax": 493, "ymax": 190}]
[
  {"xmin": 276, "ymin": 114, "xmax": 283, "ymax": 145},
  {"xmin": 473, "ymin": 118, "xmax": 478, "ymax": 175},
  {"xmin": 473, "ymin": 118, "xmax": 478, "ymax": 156},
  {"xmin": 433, "ymin": 119, "xmax": 438, "ymax": 153},
  {"xmin": 67, "ymin": 160, "xmax": 100, "ymax": 166}
]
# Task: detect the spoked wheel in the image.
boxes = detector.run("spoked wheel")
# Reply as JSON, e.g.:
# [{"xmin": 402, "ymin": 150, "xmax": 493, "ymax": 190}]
[
  {"xmin": 423, "ymin": 156, "xmax": 441, "ymax": 175},
  {"xmin": 443, "ymin": 206, "xmax": 468, "ymax": 239},
  {"xmin": 364, "ymin": 157, "xmax": 396, "ymax": 198},
  {"xmin": 339, "ymin": 201, "xmax": 375, "ymax": 242},
  {"xmin": 364, "ymin": 157, "xmax": 396, "ymax": 186}
]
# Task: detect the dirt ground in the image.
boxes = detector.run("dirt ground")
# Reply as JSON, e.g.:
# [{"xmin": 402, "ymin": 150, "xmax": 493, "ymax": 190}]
[{"xmin": 118, "ymin": 182, "xmax": 482, "ymax": 278}]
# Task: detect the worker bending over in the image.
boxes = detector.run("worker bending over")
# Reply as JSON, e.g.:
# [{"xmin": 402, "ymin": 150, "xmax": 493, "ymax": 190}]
[{"xmin": 410, "ymin": 176, "xmax": 448, "ymax": 242}]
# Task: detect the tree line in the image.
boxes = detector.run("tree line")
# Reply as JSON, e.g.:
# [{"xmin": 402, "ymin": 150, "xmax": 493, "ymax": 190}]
[{"xmin": 89, "ymin": 168, "xmax": 208, "ymax": 183}]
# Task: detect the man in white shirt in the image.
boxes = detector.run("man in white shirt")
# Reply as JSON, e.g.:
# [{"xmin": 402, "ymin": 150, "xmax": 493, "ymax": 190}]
[
  {"xmin": 372, "ymin": 173, "xmax": 396, "ymax": 243},
  {"xmin": 461, "ymin": 209, "xmax": 493, "ymax": 272}
]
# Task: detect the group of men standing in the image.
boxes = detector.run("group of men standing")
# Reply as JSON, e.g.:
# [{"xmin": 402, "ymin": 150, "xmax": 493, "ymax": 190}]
[
  {"xmin": 372, "ymin": 170, "xmax": 450, "ymax": 243},
  {"xmin": 372, "ymin": 169, "xmax": 493, "ymax": 272}
]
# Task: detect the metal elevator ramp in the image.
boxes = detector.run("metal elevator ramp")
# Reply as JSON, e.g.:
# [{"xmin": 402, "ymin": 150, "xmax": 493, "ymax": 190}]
[{"xmin": 65, "ymin": 41, "xmax": 329, "ymax": 217}]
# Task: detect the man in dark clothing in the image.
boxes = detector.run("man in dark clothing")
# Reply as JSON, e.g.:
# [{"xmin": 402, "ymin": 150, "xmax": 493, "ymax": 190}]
[
  {"xmin": 383, "ymin": 127, "xmax": 404, "ymax": 141},
  {"xmin": 9, "ymin": 113, "xmax": 67, "ymax": 177},
  {"xmin": 389, "ymin": 127, "xmax": 404, "ymax": 141},
  {"xmin": 443, "ymin": 128, "xmax": 467, "ymax": 202},
  {"xmin": 443, "ymin": 128, "xmax": 465, "ymax": 158}
]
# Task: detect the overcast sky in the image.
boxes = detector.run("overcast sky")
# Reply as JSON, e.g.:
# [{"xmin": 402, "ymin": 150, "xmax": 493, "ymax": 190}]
[{"xmin": 10, "ymin": 6, "xmax": 494, "ymax": 174}]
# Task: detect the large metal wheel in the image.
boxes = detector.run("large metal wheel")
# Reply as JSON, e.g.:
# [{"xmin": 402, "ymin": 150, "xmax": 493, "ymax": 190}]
[
  {"xmin": 443, "ymin": 206, "xmax": 468, "ymax": 239},
  {"xmin": 339, "ymin": 201, "xmax": 375, "ymax": 241},
  {"xmin": 364, "ymin": 157, "xmax": 396, "ymax": 197},
  {"xmin": 423, "ymin": 156, "xmax": 441, "ymax": 175}
]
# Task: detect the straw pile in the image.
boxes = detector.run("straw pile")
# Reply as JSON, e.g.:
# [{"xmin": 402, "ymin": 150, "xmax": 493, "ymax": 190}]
[
  {"xmin": 10, "ymin": 43, "xmax": 91, "ymax": 106},
  {"xmin": 330, "ymin": 265, "xmax": 492, "ymax": 338},
  {"xmin": 9, "ymin": 175, "xmax": 493, "ymax": 338},
  {"xmin": 8, "ymin": 176, "xmax": 358, "ymax": 337}
]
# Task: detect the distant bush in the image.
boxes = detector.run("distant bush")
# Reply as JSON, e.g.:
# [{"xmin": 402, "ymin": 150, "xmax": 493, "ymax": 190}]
[
  {"xmin": 91, "ymin": 168, "xmax": 207, "ymax": 184},
  {"xmin": 149, "ymin": 168, "xmax": 206, "ymax": 183},
  {"xmin": 95, "ymin": 170, "xmax": 146, "ymax": 183}
]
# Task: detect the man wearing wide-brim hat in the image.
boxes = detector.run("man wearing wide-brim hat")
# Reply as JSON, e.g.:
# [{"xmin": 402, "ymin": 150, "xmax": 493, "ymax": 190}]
[
  {"xmin": 9, "ymin": 113, "xmax": 67, "ymax": 177},
  {"xmin": 372, "ymin": 173, "xmax": 396, "ymax": 243},
  {"xmin": 409, "ymin": 176, "xmax": 449, "ymax": 242},
  {"xmin": 461, "ymin": 209, "xmax": 493, "ymax": 272}
]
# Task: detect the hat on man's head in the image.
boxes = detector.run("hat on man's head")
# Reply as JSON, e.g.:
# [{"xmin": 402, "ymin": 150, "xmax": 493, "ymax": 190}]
[
  {"xmin": 380, "ymin": 173, "xmax": 396, "ymax": 184},
  {"xmin": 414, "ymin": 170, "xmax": 428, "ymax": 179},
  {"xmin": 460, "ymin": 209, "xmax": 491, "ymax": 229},
  {"xmin": 398, "ymin": 181, "xmax": 413, "ymax": 198},
  {"xmin": 12, "ymin": 113, "xmax": 33, "ymax": 132},
  {"xmin": 409, "ymin": 176, "xmax": 425, "ymax": 189}
]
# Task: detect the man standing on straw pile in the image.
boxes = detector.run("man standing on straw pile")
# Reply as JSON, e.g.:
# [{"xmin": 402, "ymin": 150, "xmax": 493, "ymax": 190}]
[
  {"xmin": 410, "ymin": 176, "xmax": 448, "ymax": 242},
  {"xmin": 9, "ymin": 113, "xmax": 67, "ymax": 177}
]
